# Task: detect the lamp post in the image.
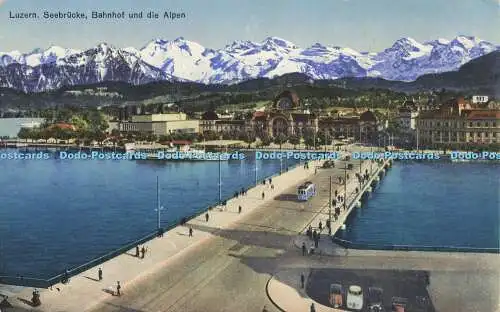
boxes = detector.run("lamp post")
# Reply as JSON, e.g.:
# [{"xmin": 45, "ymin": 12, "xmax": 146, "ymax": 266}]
[
  {"xmin": 324, "ymin": 131, "xmax": 328, "ymax": 153},
  {"xmin": 218, "ymin": 153, "xmax": 222, "ymax": 205},
  {"xmin": 254, "ymin": 150, "xmax": 258, "ymax": 186},
  {"xmin": 313, "ymin": 128, "xmax": 316, "ymax": 150},
  {"xmin": 155, "ymin": 176, "xmax": 164, "ymax": 231},
  {"xmin": 344, "ymin": 161, "xmax": 347, "ymax": 211},
  {"xmin": 416, "ymin": 128, "xmax": 419, "ymax": 151},
  {"xmin": 329, "ymin": 175, "xmax": 332, "ymax": 234}
]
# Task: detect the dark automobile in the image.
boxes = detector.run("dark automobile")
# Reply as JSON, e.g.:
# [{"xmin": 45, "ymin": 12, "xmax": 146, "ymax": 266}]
[
  {"xmin": 329, "ymin": 283, "xmax": 344, "ymax": 308},
  {"xmin": 322, "ymin": 160, "xmax": 335, "ymax": 168},
  {"xmin": 367, "ymin": 287, "xmax": 384, "ymax": 312},
  {"xmin": 391, "ymin": 297, "xmax": 408, "ymax": 312}
]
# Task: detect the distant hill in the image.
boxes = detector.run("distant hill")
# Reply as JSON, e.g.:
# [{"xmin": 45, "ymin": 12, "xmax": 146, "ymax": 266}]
[
  {"xmin": 409, "ymin": 50, "xmax": 499, "ymax": 96},
  {"xmin": 337, "ymin": 51, "xmax": 500, "ymax": 95},
  {"xmin": 0, "ymin": 52, "xmax": 497, "ymax": 109},
  {"xmin": 1, "ymin": 35, "xmax": 497, "ymax": 92}
]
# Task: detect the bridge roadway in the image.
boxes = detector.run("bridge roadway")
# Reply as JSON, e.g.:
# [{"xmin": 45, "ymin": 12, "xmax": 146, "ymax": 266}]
[{"xmin": 82, "ymin": 158, "xmax": 375, "ymax": 312}]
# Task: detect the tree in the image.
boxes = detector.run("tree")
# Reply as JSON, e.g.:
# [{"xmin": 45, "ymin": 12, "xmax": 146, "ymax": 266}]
[
  {"xmin": 273, "ymin": 133, "xmax": 288, "ymax": 149},
  {"xmin": 222, "ymin": 131, "xmax": 234, "ymax": 140},
  {"xmin": 17, "ymin": 128, "xmax": 32, "ymax": 141},
  {"xmin": 204, "ymin": 130, "xmax": 218, "ymax": 141},
  {"xmin": 244, "ymin": 131, "xmax": 256, "ymax": 148},
  {"xmin": 260, "ymin": 134, "xmax": 271, "ymax": 147},
  {"xmin": 317, "ymin": 130, "xmax": 331, "ymax": 146},
  {"xmin": 238, "ymin": 130, "xmax": 256, "ymax": 148},
  {"xmin": 110, "ymin": 129, "xmax": 121, "ymax": 138},
  {"xmin": 289, "ymin": 134, "xmax": 301, "ymax": 149},
  {"xmin": 303, "ymin": 128, "xmax": 315, "ymax": 149},
  {"xmin": 84, "ymin": 110, "xmax": 109, "ymax": 132},
  {"xmin": 70, "ymin": 115, "xmax": 88, "ymax": 130}
]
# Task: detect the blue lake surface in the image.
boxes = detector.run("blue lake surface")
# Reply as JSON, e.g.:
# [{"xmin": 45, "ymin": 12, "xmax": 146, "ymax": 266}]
[
  {"xmin": 0, "ymin": 118, "xmax": 46, "ymax": 138},
  {"xmin": 0, "ymin": 148, "xmax": 300, "ymax": 279},
  {"xmin": 336, "ymin": 161, "xmax": 500, "ymax": 251}
]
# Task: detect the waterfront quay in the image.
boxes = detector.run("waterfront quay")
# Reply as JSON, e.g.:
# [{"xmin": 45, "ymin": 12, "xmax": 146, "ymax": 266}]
[
  {"xmin": 269, "ymin": 152, "xmax": 500, "ymax": 312},
  {"xmin": 1, "ymin": 154, "xmax": 326, "ymax": 311},
  {"xmin": 0, "ymin": 147, "xmax": 361, "ymax": 312},
  {"xmin": 3, "ymin": 147, "xmax": 498, "ymax": 312}
]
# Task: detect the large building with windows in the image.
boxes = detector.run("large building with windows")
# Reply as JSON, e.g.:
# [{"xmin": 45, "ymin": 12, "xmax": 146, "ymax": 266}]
[
  {"xmin": 119, "ymin": 113, "xmax": 200, "ymax": 136},
  {"xmin": 317, "ymin": 111, "xmax": 379, "ymax": 143},
  {"xmin": 199, "ymin": 111, "xmax": 247, "ymax": 134},
  {"xmin": 416, "ymin": 98, "xmax": 500, "ymax": 147},
  {"xmin": 250, "ymin": 90, "xmax": 318, "ymax": 137},
  {"xmin": 199, "ymin": 90, "xmax": 381, "ymax": 142}
]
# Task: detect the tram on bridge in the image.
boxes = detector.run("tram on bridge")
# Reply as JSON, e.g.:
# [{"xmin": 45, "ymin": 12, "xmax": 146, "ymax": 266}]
[{"xmin": 297, "ymin": 181, "xmax": 316, "ymax": 201}]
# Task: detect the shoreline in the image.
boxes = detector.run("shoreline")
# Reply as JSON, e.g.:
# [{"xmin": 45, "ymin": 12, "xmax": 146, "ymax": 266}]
[
  {"xmin": 2, "ymin": 145, "xmax": 500, "ymax": 163},
  {"xmin": 0, "ymin": 158, "xmax": 321, "ymax": 291}
]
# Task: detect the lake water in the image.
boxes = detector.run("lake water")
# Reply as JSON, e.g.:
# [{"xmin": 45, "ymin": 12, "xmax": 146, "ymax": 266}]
[
  {"xmin": 0, "ymin": 118, "xmax": 46, "ymax": 138},
  {"xmin": 336, "ymin": 161, "xmax": 500, "ymax": 251},
  {"xmin": 0, "ymin": 149, "xmax": 300, "ymax": 279}
]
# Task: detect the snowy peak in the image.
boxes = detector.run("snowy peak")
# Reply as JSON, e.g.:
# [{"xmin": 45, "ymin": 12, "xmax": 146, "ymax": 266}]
[
  {"xmin": 224, "ymin": 40, "xmax": 261, "ymax": 54},
  {"xmin": 261, "ymin": 36, "xmax": 298, "ymax": 50},
  {"xmin": 425, "ymin": 38, "xmax": 450, "ymax": 46},
  {"xmin": 0, "ymin": 35, "xmax": 498, "ymax": 92},
  {"xmin": 451, "ymin": 35, "xmax": 481, "ymax": 49},
  {"xmin": 387, "ymin": 37, "xmax": 432, "ymax": 54}
]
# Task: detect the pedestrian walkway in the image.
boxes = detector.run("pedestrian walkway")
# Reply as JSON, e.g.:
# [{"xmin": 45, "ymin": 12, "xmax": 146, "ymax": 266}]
[
  {"xmin": 293, "ymin": 159, "xmax": 387, "ymax": 257},
  {"xmin": 4, "ymin": 160, "xmax": 323, "ymax": 312},
  {"xmin": 266, "ymin": 269, "xmax": 344, "ymax": 312}
]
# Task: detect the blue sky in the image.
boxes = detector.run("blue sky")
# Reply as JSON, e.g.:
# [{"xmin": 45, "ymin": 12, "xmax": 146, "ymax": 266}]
[{"xmin": 1, "ymin": 0, "xmax": 499, "ymax": 52}]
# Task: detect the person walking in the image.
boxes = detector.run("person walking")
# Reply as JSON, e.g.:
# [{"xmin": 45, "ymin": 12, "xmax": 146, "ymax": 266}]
[
  {"xmin": 98, "ymin": 267, "xmax": 103, "ymax": 281},
  {"xmin": 300, "ymin": 273, "xmax": 305, "ymax": 288},
  {"xmin": 135, "ymin": 246, "xmax": 140, "ymax": 257},
  {"xmin": 261, "ymin": 192, "xmax": 265, "ymax": 200},
  {"xmin": 205, "ymin": 212, "xmax": 209, "ymax": 222},
  {"xmin": 189, "ymin": 227, "xmax": 193, "ymax": 237},
  {"xmin": 302, "ymin": 242, "xmax": 306, "ymax": 256},
  {"xmin": 238, "ymin": 205, "xmax": 242, "ymax": 214},
  {"xmin": 116, "ymin": 281, "xmax": 121, "ymax": 296},
  {"xmin": 310, "ymin": 302, "xmax": 316, "ymax": 312},
  {"xmin": 318, "ymin": 221, "xmax": 322, "ymax": 231},
  {"xmin": 141, "ymin": 246, "xmax": 146, "ymax": 259}
]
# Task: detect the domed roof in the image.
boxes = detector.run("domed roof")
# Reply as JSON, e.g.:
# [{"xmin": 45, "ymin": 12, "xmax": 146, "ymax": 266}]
[
  {"xmin": 360, "ymin": 110, "xmax": 377, "ymax": 122},
  {"xmin": 273, "ymin": 90, "xmax": 300, "ymax": 109},
  {"xmin": 201, "ymin": 111, "xmax": 219, "ymax": 120}
]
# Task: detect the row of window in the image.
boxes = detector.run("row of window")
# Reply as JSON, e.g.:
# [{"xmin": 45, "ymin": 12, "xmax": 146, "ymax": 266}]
[
  {"xmin": 421, "ymin": 131, "xmax": 498, "ymax": 137},
  {"xmin": 422, "ymin": 138, "xmax": 497, "ymax": 143},
  {"xmin": 202, "ymin": 125, "xmax": 376, "ymax": 133},
  {"xmin": 418, "ymin": 120, "xmax": 498, "ymax": 128}
]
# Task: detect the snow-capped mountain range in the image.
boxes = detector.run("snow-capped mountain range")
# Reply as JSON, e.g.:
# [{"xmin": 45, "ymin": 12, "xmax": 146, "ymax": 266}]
[{"xmin": 0, "ymin": 35, "xmax": 498, "ymax": 92}]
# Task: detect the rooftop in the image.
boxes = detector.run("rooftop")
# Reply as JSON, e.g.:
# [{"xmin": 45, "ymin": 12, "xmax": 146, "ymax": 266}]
[{"xmin": 192, "ymin": 140, "xmax": 245, "ymax": 147}]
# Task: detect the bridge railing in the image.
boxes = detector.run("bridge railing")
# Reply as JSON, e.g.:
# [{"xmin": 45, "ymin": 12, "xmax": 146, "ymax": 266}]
[
  {"xmin": 332, "ymin": 237, "xmax": 500, "ymax": 253},
  {"xmin": 1, "ymin": 160, "xmax": 303, "ymax": 288}
]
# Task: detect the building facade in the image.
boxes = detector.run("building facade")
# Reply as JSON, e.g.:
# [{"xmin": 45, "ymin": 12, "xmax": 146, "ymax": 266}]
[
  {"xmin": 250, "ymin": 90, "xmax": 318, "ymax": 137},
  {"xmin": 318, "ymin": 111, "xmax": 379, "ymax": 143},
  {"xmin": 416, "ymin": 98, "xmax": 500, "ymax": 147},
  {"xmin": 397, "ymin": 107, "xmax": 419, "ymax": 130},
  {"xmin": 119, "ymin": 113, "xmax": 200, "ymax": 136},
  {"xmin": 200, "ymin": 90, "xmax": 381, "ymax": 142},
  {"xmin": 200, "ymin": 111, "xmax": 248, "ymax": 134}
]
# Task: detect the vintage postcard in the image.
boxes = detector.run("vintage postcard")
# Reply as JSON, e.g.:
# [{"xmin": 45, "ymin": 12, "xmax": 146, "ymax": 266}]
[{"xmin": 0, "ymin": 0, "xmax": 499, "ymax": 312}]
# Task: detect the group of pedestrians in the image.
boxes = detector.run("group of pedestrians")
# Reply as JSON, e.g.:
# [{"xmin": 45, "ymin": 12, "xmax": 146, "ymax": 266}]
[
  {"xmin": 135, "ymin": 245, "xmax": 148, "ymax": 259},
  {"xmin": 91, "ymin": 267, "xmax": 121, "ymax": 297}
]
